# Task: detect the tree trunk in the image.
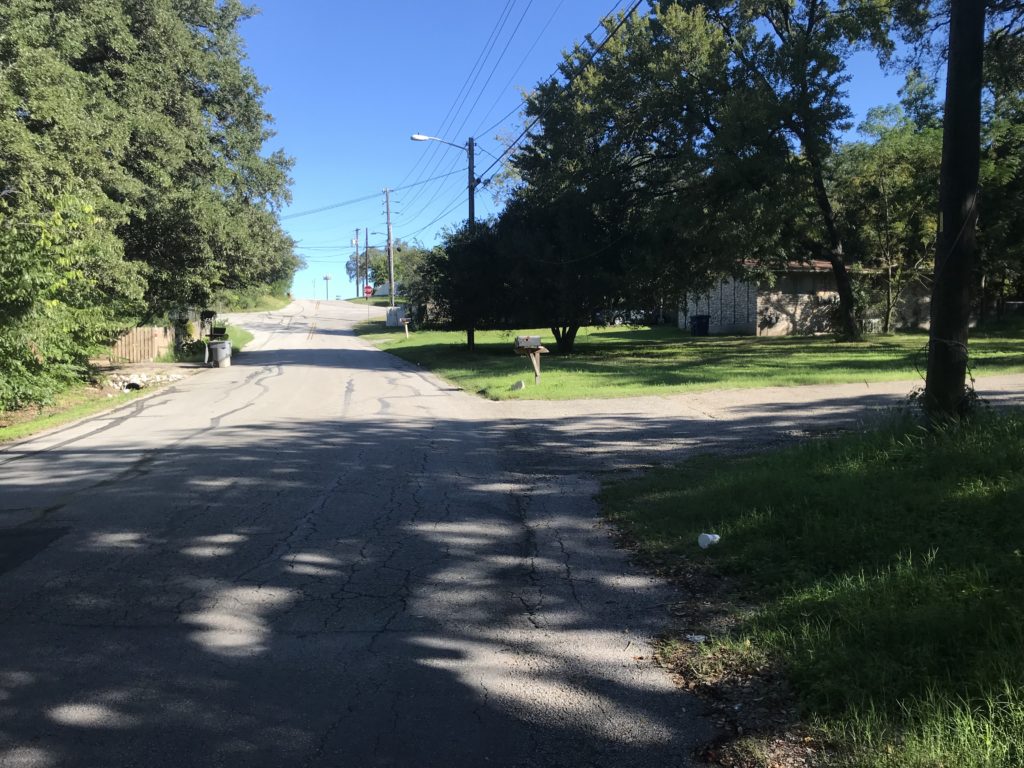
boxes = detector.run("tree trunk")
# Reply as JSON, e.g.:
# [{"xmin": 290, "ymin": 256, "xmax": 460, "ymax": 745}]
[
  {"xmin": 807, "ymin": 155, "xmax": 861, "ymax": 340},
  {"xmin": 466, "ymin": 326, "xmax": 475, "ymax": 351},
  {"xmin": 924, "ymin": 0, "xmax": 984, "ymax": 418},
  {"xmin": 551, "ymin": 326, "xmax": 579, "ymax": 354}
]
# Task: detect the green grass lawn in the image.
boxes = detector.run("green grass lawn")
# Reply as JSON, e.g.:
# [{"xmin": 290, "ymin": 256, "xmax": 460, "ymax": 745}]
[
  {"xmin": 344, "ymin": 295, "xmax": 399, "ymax": 308},
  {"xmin": 601, "ymin": 411, "xmax": 1024, "ymax": 767},
  {"xmin": 0, "ymin": 386, "xmax": 146, "ymax": 443},
  {"xmin": 355, "ymin": 322, "xmax": 1024, "ymax": 400}
]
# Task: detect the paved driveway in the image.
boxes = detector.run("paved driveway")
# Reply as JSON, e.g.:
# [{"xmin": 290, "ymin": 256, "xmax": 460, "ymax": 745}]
[{"xmin": 1, "ymin": 300, "xmax": 1020, "ymax": 767}]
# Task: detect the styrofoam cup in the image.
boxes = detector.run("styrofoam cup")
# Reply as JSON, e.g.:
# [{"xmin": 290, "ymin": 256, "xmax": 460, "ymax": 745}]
[{"xmin": 697, "ymin": 533, "xmax": 721, "ymax": 549}]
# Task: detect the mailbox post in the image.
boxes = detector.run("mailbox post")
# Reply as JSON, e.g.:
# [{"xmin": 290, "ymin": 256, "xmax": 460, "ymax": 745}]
[{"xmin": 513, "ymin": 336, "xmax": 549, "ymax": 385}]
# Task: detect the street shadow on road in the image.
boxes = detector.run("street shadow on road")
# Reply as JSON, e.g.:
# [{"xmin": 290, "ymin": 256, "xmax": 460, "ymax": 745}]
[
  {"xmin": 0, "ymin": 409, "xmax": 737, "ymax": 767},
  {"xmin": 4, "ymin": 382, "xmax": 1020, "ymax": 767}
]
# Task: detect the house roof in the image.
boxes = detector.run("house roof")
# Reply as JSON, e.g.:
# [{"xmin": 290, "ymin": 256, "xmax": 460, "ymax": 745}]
[
  {"xmin": 781, "ymin": 259, "xmax": 833, "ymax": 272},
  {"xmin": 741, "ymin": 258, "xmax": 834, "ymax": 273}
]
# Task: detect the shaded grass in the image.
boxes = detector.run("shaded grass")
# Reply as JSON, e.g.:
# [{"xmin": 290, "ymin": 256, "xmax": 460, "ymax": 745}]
[
  {"xmin": 601, "ymin": 411, "xmax": 1024, "ymax": 767},
  {"xmin": 355, "ymin": 322, "xmax": 1024, "ymax": 400},
  {"xmin": 0, "ymin": 386, "xmax": 145, "ymax": 443}
]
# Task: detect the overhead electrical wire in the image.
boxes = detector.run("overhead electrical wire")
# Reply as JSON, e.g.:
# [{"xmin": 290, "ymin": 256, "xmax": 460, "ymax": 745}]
[
  {"xmin": 399, "ymin": 1, "xmax": 527, "ymax": 214},
  {"xmin": 288, "ymin": 1, "xmax": 640, "ymax": 243},
  {"xmin": 474, "ymin": 0, "xmax": 644, "ymax": 186},
  {"xmin": 401, "ymin": 0, "xmax": 632, "ymax": 231},
  {"xmin": 394, "ymin": 0, "xmax": 517, "ymax": 194},
  {"xmin": 280, "ymin": 167, "xmax": 466, "ymax": 221},
  {"xmin": 400, "ymin": 0, "xmax": 536, "ymax": 223},
  {"xmin": 472, "ymin": 0, "xmax": 568, "ymax": 138}
]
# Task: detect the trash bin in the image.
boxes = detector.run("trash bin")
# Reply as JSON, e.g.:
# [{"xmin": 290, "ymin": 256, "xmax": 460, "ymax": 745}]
[
  {"xmin": 208, "ymin": 339, "xmax": 232, "ymax": 367},
  {"xmin": 386, "ymin": 306, "xmax": 406, "ymax": 328},
  {"xmin": 689, "ymin": 314, "xmax": 710, "ymax": 336}
]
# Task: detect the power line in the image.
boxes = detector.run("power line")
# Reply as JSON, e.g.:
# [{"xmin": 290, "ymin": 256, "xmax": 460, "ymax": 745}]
[
  {"xmin": 403, "ymin": 0, "xmax": 635, "ymax": 230},
  {"xmin": 400, "ymin": 2, "xmax": 527, "ymax": 212},
  {"xmin": 477, "ymin": 0, "xmax": 641, "ymax": 183},
  {"xmin": 403, "ymin": 187, "xmax": 471, "ymax": 241},
  {"xmin": 394, "ymin": 1, "xmax": 517, "ymax": 193},
  {"xmin": 280, "ymin": 167, "xmax": 466, "ymax": 221},
  {"xmin": 472, "ymin": 0, "xmax": 568, "ymax": 138}
]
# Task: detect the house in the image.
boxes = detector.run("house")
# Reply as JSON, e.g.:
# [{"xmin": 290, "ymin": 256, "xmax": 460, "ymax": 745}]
[{"xmin": 681, "ymin": 261, "xmax": 838, "ymax": 336}]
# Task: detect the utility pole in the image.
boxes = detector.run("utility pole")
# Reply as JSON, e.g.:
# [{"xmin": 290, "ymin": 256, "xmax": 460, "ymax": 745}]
[
  {"xmin": 467, "ymin": 136, "xmax": 476, "ymax": 226},
  {"xmin": 353, "ymin": 228, "xmax": 361, "ymax": 296},
  {"xmin": 385, "ymin": 188, "xmax": 395, "ymax": 308},
  {"xmin": 364, "ymin": 227, "xmax": 369, "ymax": 296}
]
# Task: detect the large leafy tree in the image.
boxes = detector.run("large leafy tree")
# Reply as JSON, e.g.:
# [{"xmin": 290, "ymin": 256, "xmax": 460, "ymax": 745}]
[
  {"xmin": 833, "ymin": 96, "xmax": 942, "ymax": 332},
  {"xmin": 505, "ymin": 5, "xmax": 738, "ymax": 351},
  {"xmin": 0, "ymin": 0, "xmax": 298, "ymax": 409},
  {"xmin": 666, "ymin": 0, "xmax": 907, "ymax": 340},
  {"xmin": 423, "ymin": 221, "xmax": 512, "ymax": 350}
]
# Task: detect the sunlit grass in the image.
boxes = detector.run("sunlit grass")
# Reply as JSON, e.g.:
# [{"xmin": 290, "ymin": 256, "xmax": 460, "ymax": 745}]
[
  {"xmin": 355, "ymin": 322, "xmax": 1024, "ymax": 400},
  {"xmin": 0, "ymin": 386, "xmax": 144, "ymax": 443},
  {"xmin": 601, "ymin": 411, "xmax": 1024, "ymax": 766}
]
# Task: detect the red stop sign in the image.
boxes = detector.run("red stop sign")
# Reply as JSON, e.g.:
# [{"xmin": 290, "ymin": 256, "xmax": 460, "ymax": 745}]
[{"xmin": 363, "ymin": 285, "xmax": 374, "ymax": 297}]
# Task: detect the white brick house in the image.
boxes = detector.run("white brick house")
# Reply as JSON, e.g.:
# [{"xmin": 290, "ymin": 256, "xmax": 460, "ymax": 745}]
[{"xmin": 681, "ymin": 261, "xmax": 838, "ymax": 336}]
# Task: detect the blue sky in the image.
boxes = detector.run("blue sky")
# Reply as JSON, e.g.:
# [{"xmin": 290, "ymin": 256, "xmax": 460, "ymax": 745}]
[{"xmin": 240, "ymin": 2, "xmax": 904, "ymax": 299}]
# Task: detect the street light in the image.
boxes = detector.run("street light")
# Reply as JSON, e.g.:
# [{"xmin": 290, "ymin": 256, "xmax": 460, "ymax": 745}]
[{"xmin": 410, "ymin": 133, "xmax": 477, "ymax": 225}]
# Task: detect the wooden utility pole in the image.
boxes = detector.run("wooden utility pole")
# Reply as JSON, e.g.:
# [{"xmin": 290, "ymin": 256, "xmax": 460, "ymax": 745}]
[
  {"xmin": 925, "ymin": 0, "xmax": 985, "ymax": 417},
  {"xmin": 467, "ymin": 136, "xmax": 475, "ymax": 226},
  {"xmin": 364, "ymin": 227, "xmax": 369, "ymax": 296},
  {"xmin": 353, "ymin": 228, "xmax": 361, "ymax": 296},
  {"xmin": 385, "ymin": 188, "xmax": 395, "ymax": 308}
]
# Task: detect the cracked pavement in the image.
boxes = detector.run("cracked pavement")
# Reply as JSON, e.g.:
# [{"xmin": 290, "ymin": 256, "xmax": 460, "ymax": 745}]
[{"xmin": 1, "ymin": 300, "xmax": 1021, "ymax": 768}]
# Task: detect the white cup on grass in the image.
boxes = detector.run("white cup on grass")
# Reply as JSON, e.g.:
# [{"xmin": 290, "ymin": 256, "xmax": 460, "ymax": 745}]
[{"xmin": 697, "ymin": 533, "xmax": 721, "ymax": 549}]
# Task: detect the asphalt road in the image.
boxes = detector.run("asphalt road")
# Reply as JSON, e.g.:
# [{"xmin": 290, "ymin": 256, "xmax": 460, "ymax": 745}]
[{"xmin": 1, "ymin": 300, "xmax": 1021, "ymax": 768}]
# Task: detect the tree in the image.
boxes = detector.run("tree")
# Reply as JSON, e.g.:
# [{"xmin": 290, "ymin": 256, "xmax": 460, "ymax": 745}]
[
  {"xmin": 425, "ymin": 221, "xmax": 512, "ymax": 350},
  {"xmin": 505, "ymin": 5, "xmax": 734, "ymax": 351},
  {"xmin": 0, "ymin": 0, "xmax": 299, "ymax": 408},
  {"xmin": 833, "ymin": 98, "xmax": 942, "ymax": 332},
  {"xmin": 0, "ymin": 194, "xmax": 144, "ymax": 410},
  {"xmin": 668, "ymin": 0, "xmax": 911, "ymax": 340}
]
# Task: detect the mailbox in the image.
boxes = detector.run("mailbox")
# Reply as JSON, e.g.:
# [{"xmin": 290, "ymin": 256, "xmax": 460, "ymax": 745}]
[{"xmin": 513, "ymin": 336, "xmax": 549, "ymax": 384}]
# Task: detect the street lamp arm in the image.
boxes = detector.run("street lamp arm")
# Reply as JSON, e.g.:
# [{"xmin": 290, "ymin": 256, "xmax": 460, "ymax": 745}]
[
  {"xmin": 409, "ymin": 132, "xmax": 476, "ymax": 226},
  {"xmin": 410, "ymin": 133, "xmax": 466, "ymax": 151}
]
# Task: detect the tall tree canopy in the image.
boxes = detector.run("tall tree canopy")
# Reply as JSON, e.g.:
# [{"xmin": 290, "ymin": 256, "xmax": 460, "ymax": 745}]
[{"xmin": 0, "ymin": 0, "xmax": 299, "ymax": 409}]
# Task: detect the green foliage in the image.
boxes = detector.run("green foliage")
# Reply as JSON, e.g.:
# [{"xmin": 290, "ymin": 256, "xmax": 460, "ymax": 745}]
[
  {"xmin": 0, "ymin": 0, "xmax": 298, "ymax": 409},
  {"xmin": 602, "ymin": 411, "xmax": 1024, "ymax": 766},
  {"xmin": 833, "ymin": 94, "xmax": 943, "ymax": 331},
  {"xmin": 0, "ymin": 194, "xmax": 144, "ymax": 410},
  {"xmin": 419, "ymin": 221, "xmax": 513, "ymax": 341}
]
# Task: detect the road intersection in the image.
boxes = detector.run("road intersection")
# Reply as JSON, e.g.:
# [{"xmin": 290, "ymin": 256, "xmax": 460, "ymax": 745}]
[{"xmin": 1, "ymin": 300, "xmax": 1021, "ymax": 767}]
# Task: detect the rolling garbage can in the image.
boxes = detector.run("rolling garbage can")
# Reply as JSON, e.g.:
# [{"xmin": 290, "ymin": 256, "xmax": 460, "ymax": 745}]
[
  {"xmin": 689, "ymin": 314, "xmax": 711, "ymax": 336},
  {"xmin": 208, "ymin": 339, "xmax": 232, "ymax": 367}
]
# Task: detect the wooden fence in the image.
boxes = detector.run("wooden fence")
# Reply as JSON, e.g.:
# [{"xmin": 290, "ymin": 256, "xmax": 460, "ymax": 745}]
[{"xmin": 106, "ymin": 326, "xmax": 176, "ymax": 364}]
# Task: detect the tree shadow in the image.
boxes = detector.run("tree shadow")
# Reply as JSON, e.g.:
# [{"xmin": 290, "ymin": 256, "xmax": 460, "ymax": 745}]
[
  {"xmin": 2, "ymin": 357, "xmax": 1021, "ymax": 767},
  {"xmin": 1, "ymin": 412, "xmax": 730, "ymax": 767}
]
